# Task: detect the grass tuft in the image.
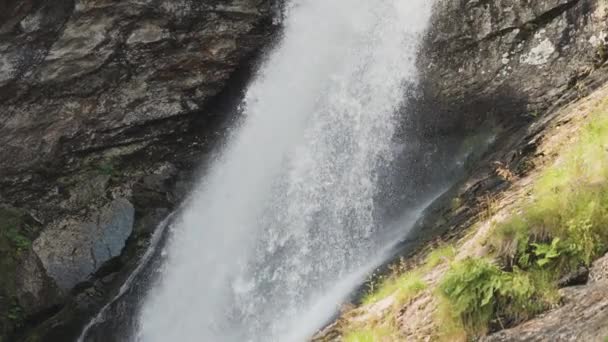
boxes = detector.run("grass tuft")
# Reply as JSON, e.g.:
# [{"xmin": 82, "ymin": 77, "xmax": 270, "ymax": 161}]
[
  {"xmin": 363, "ymin": 272, "xmax": 426, "ymax": 306},
  {"xmin": 425, "ymin": 245, "xmax": 457, "ymax": 269},
  {"xmin": 343, "ymin": 326, "xmax": 400, "ymax": 342}
]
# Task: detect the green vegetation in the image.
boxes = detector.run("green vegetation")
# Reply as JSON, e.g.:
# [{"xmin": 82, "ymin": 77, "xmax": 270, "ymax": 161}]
[
  {"xmin": 436, "ymin": 258, "xmax": 557, "ymax": 338},
  {"xmin": 0, "ymin": 208, "xmax": 31, "ymax": 256},
  {"xmin": 5, "ymin": 226, "xmax": 30, "ymax": 251},
  {"xmin": 0, "ymin": 208, "xmax": 30, "ymax": 338},
  {"xmin": 7, "ymin": 303, "xmax": 24, "ymax": 322},
  {"xmin": 343, "ymin": 326, "xmax": 400, "ymax": 342},
  {"xmin": 362, "ymin": 244, "xmax": 454, "ymax": 307},
  {"xmin": 363, "ymin": 271, "xmax": 426, "ymax": 306},
  {"xmin": 424, "ymin": 245, "xmax": 457, "ymax": 269},
  {"xmin": 342, "ymin": 259, "xmax": 431, "ymax": 338},
  {"xmin": 437, "ymin": 100, "xmax": 608, "ymax": 338},
  {"xmin": 340, "ymin": 100, "xmax": 608, "ymax": 341},
  {"xmin": 491, "ymin": 103, "xmax": 608, "ymax": 273}
]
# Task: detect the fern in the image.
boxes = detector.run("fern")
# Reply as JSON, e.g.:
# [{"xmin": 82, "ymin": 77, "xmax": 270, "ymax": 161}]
[
  {"xmin": 531, "ymin": 238, "xmax": 562, "ymax": 267},
  {"xmin": 438, "ymin": 258, "xmax": 553, "ymax": 338}
]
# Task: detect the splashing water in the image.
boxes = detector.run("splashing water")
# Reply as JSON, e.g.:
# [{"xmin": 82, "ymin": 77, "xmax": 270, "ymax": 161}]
[{"xmin": 136, "ymin": 0, "xmax": 433, "ymax": 341}]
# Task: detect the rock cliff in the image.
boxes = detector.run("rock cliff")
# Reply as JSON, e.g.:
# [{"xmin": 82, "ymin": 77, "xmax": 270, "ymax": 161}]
[{"xmin": 0, "ymin": 0, "xmax": 278, "ymax": 340}]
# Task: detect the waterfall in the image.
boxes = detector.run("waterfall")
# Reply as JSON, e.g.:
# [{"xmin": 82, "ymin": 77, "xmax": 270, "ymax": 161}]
[{"xmin": 136, "ymin": 0, "xmax": 433, "ymax": 341}]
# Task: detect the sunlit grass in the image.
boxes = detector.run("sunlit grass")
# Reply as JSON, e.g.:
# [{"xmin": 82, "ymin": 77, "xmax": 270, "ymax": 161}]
[
  {"xmin": 363, "ymin": 271, "xmax": 426, "ymax": 306},
  {"xmin": 343, "ymin": 326, "xmax": 400, "ymax": 342},
  {"xmin": 424, "ymin": 244, "xmax": 457, "ymax": 269},
  {"xmin": 438, "ymin": 98, "xmax": 608, "ymax": 338},
  {"xmin": 492, "ymin": 100, "xmax": 608, "ymax": 270}
]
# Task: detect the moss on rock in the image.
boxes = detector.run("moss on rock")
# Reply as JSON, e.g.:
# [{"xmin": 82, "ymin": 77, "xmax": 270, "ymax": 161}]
[{"xmin": 0, "ymin": 207, "xmax": 29, "ymax": 339}]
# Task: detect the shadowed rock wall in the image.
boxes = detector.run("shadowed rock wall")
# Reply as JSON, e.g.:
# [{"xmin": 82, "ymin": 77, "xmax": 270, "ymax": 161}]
[{"xmin": 0, "ymin": 0, "xmax": 278, "ymax": 340}]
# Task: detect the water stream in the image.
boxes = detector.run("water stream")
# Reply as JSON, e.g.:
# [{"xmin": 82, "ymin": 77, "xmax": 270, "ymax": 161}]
[{"xmin": 81, "ymin": 0, "xmax": 435, "ymax": 340}]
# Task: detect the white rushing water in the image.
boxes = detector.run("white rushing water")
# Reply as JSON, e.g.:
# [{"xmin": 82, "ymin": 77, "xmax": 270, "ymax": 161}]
[{"xmin": 137, "ymin": 1, "xmax": 433, "ymax": 341}]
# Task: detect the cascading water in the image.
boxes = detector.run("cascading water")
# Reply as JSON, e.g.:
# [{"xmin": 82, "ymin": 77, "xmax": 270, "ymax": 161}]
[{"xmin": 135, "ymin": 1, "xmax": 433, "ymax": 341}]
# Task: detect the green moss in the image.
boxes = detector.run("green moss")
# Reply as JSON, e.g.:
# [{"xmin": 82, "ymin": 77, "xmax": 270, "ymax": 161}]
[
  {"xmin": 0, "ymin": 208, "xmax": 30, "ymax": 339},
  {"xmin": 7, "ymin": 303, "xmax": 24, "ymax": 323},
  {"xmin": 363, "ymin": 271, "xmax": 426, "ymax": 306},
  {"xmin": 96, "ymin": 160, "xmax": 116, "ymax": 176}
]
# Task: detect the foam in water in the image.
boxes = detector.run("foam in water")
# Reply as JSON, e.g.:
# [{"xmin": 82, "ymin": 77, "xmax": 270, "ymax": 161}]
[{"xmin": 137, "ymin": 0, "xmax": 433, "ymax": 340}]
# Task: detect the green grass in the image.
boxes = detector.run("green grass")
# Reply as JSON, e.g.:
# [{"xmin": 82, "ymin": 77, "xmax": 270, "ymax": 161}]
[
  {"xmin": 343, "ymin": 326, "xmax": 400, "ymax": 342},
  {"xmin": 437, "ymin": 99, "xmax": 608, "ymax": 338},
  {"xmin": 437, "ymin": 100, "xmax": 608, "ymax": 338},
  {"xmin": 343, "ymin": 271, "xmax": 426, "ymax": 340},
  {"xmin": 362, "ymin": 244, "xmax": 454, "ymax": 307},
  {"xmin": 425, "ymin": 245, "xmax": 457, "ymax": 269},
  {"xmin": 492, "ymin": 102, "xmax": 608, "ymax": 272},
  {"xmin": 363, "ymin": 271, "xmax": 426, "ymax": 306},
  {"xmin": 344, "ymin": 100, "xmax": 608, "ymax": 340}
]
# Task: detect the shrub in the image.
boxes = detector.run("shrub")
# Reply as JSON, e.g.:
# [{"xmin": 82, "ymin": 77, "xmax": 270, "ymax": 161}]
[
  {"xmin": 437, "ymin": 258, "xmax": 502, "ymax": 336},
  {"xmin": 437, "ymin": 258, "xmax": 556, "ymax": 338}
]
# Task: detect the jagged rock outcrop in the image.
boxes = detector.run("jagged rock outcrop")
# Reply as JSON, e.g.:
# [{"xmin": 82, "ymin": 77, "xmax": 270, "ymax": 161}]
[
  {"xmin": 415, "ymin": 0, "xmax": 608, "ymax": 135},
  {"xmin": 0, "ymin": 0, "xmax": 278, "ymax": 340},
  {"xmin": 395, "ymin": 0, "xmax": 608, "ymax": 211}
]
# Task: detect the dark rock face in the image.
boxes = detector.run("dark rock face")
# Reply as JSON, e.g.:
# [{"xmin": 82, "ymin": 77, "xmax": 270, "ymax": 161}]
[
  {"xmin": 392, "ymin": 0, "xmax": 608, "ymax": 214},
  {"xmin": 415, "ymin": 0, "xmax": 608, "ymax": 135},
  {"xmin": 0, "ymin": 0, "xmax": 277, "ymax": 340},
  {"xmin": 401, "ymin": 0, "xmax": 607, "ymax": 258}
]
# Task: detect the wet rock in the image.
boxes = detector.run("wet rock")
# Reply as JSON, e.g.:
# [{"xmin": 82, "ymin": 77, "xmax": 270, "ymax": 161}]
[
  {"xmin": 33, "ymin": 199, "xmax": 135, "ymax": 291},
  {"xmin": 417, "ymin": 0, "xmax": 608, "ymax": 134},
  {"xmin": 0, "ymin": 0, "xmax": 276, "ymax": 339}
]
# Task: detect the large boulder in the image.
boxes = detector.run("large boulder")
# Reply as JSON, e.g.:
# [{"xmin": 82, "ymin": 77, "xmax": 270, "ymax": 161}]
[{"xmin": 33, "ymin": 198, "xmax": 135, "ymax": 291}]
